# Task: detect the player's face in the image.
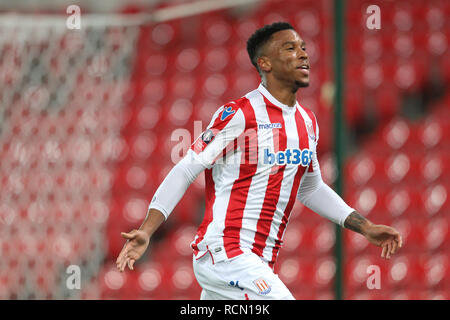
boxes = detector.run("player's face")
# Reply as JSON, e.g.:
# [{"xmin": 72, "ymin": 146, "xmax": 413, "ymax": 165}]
[{"xmin": 264, "ymin": 29, "xmax": 310, "ymax": 88}]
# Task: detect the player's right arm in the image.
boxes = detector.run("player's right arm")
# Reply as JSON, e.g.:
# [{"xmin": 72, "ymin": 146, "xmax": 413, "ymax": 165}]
[
  {"xmin": 115, "ymin": 209, "xmax": 164, "ymax": 272},
  {"xmin": 116, "ymin": 103, "xmax": 245, "ymax": 272},
  {"xmin": 115, "ymin": 150, "xmax": 206, "ymax": 272}
]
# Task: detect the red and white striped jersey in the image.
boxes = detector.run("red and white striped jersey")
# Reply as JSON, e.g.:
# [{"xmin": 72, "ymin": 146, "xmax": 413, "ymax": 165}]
[{"xmin": 190, "ymin": 84, "xmax": 319, "ymax": 268}]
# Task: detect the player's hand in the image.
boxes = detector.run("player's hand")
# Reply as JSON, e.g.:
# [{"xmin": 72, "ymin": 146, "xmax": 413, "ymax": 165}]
[
  {"xmin": 116, "ymin": 229, "xmax": 150, "ymax": 272},
  {"xmin": 363, "ymin": 224, "xmax": 402, "ymax": 259}
]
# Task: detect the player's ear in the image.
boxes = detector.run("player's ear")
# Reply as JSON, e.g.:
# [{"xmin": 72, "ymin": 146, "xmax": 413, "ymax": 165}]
[{"xmin": 257, "ymin": 56, "xmax": 271, "ymax": 73}]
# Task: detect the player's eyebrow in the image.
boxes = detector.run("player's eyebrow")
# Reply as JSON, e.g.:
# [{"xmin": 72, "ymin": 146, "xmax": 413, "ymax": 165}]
[
  {"xmin": 282, "ymin": 41, "xmax": 296, "ymax": 46},
  {"xmin": 281, "ymin": 40, "xmax": 306, "ymax": 47}
]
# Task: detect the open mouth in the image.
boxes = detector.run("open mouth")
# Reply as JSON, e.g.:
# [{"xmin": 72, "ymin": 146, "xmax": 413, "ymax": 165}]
[{"xmin": 297, "ymin": 65, "xmax": 310, "ymax": 75}]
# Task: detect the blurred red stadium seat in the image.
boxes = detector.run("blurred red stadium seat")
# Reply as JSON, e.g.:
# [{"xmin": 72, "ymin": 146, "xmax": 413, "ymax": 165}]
[
  {"xmin": 424, "ymin": 253, "xmax": 449, "ymax": 289},
  {"xmin": 387, "ymin": 254, "xmax": 426, "ymax": 290},
  {"xmin": 2, "ymin": 0, "xmax": 448, "ymax": 301}
]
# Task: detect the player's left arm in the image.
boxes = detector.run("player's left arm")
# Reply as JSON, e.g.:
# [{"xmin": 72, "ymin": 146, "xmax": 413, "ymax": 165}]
[
  {"xmin": 298, "ymin": 165, "xmax": 403, "ymax": 260},
  {"xmin": 343, "ymin": 211, "xmax": 402, "ymax": 259},
  {"xmin": 297, "ymin": 113, "xmax": 402, "ymax": 259}
]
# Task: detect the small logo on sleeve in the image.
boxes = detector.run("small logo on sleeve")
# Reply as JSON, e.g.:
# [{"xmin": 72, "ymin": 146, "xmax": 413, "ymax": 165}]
[
  {"xmin": 201, "ymin": 129, "xmax": 215, "ymax": 144},
  {"xmin": 191, "ymin": 129, "xmax": 216, "ymax": 154},
  {"xmin": 306, "ymin": 121, "xmax": 315, "ymax": 140},
  {"xmin": 220, "ymin": 106, "xmax": 236, "ymax": 121}
]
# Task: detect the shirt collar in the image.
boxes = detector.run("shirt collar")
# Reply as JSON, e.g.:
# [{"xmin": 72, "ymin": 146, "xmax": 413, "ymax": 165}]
[{"xmin": 257, "ymin": 83, "xmax": 298, "ymax": 113}]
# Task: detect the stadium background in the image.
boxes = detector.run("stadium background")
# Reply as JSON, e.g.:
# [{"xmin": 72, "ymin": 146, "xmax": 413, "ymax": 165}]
[{"xmin": 0, "ymin": 0, "xmax": 449, "ymax": 300}]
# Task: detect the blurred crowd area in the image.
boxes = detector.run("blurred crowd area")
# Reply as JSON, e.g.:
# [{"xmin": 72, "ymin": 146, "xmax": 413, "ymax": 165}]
[{"xmin": 0, "ymin": 0, "xmax": 449, "ymax": 300}]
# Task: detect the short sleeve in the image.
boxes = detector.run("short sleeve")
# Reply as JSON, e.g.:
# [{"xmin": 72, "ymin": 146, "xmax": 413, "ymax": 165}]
[{"xmin": 190, "ymin": 102, "xmax": 246, "ymax": 169}]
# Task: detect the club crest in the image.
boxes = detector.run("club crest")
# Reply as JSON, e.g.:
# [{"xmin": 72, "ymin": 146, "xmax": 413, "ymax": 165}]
[{"xmin": 253, "ymin": 278, "xmax": 271, "ymax": 295}]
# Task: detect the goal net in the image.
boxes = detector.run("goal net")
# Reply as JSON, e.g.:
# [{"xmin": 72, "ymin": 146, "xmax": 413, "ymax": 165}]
[{"xmin": 0, "ymin": 14, "xmax": 139, "ymax": 299}]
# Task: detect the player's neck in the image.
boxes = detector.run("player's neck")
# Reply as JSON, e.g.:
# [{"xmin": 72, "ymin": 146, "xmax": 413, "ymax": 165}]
[{"xmin": 261, "ymin": 79, "xmax": 297, "ymax": 107}]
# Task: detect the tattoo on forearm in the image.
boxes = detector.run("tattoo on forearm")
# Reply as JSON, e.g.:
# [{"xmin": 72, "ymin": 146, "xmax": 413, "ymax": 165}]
[{"xmin": 344, "ymin": 211, "xmax": 369, "ymax": 234}]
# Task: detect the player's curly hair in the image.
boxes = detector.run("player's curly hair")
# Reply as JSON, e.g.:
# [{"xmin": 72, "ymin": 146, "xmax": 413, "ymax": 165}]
[{"xmin": 246, "ymin": 22, "xmax": 295, "ymax": 74}]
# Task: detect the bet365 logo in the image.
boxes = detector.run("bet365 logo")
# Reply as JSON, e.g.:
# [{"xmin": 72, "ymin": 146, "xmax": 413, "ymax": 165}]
[{"xmin": 263, "ymin": 148, "xmax": 312, "ymax": 166}]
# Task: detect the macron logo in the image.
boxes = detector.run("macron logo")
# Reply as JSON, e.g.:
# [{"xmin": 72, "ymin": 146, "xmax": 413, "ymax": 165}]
[
  {"xmin": 263, "ymin": 148, "xmax": 313, "ymax": 167},
  {"xmin": 258, "ymin": 123, "xmax": 282, "ymax": 130}
]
